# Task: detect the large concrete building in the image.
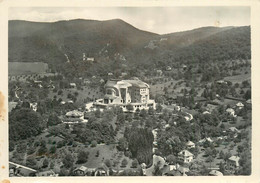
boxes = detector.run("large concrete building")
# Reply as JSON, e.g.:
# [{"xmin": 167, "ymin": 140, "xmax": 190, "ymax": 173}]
[{"xmin": 94, "ymin": 79, "xmax": 155, "ymax": 111}]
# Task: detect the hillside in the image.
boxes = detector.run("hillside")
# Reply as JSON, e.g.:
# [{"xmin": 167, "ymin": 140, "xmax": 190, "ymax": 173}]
[{"xmin": 8, "ymin": 19, "xmax": 250, "ymax": 77}]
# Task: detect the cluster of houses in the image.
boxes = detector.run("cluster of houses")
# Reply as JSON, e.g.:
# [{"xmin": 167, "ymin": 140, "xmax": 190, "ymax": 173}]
[
  {"xmin": 73, "ymin": 164, "xmax": 109, "ymax": 176},
  {"xmin": 149, "ymin": 135, "xmax": 241, "ymax": 176}
]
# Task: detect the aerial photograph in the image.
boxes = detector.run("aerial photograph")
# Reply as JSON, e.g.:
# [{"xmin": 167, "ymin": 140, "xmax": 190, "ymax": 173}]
[{"xmin": 8, "ymin": 7, "xmax": 251, "ymax": 176}]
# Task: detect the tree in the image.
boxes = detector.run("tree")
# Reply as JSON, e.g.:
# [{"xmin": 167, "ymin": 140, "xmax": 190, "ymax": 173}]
[
  {"xmin": 126, "ymin": 104, "xmax": 134, "ymax": 111},
  {"xmin": 121, "ymin": 158, "xmax": 128, "ymax": 167},
  {"xmin": 131, "ymin": 159, "xmax": 139, "ymax": 168},
  {"xmin": 139, "ymin": 109, "xmax": 147, "ymax": 118},
  {"xmin": 37, "ymin": 145, "xmax": 47, "ymax": 156},
  {"xmin": 224, "ymin": 152, "xmax": 231, "ymax": 162},
  {"xmin": 219, "ymin": 161, "xmax": 226, "ymax": 175},
  {"xmin": 47, "ymin": 113, "xmax": 62, "ymax": 126},
  {"xmin": 96, "ymin": 150, "xmax": 100, "ymax": 157},
  {"xmin": 42, "ymin": 158, "xmax": 49, "ymax": 168},
  {"xmin": 95, "ymin": 108, "xmax": 101, "ymax": 118},
  {"xmin": 9, "ymin": 108, "xmax": 45, "ymax": 140},
  {"xmin": 156, "ymin": 103, "xmax": 163, "ymax": 113},
  {"xmin": 89, "ymin": 139, "xmax": 97, "ymax": 147},
  {"xmin": 105, "ymin": 159, "xmax": 112, "ymax": 168},
  {"xmin": 219, "ymin": 150, "xmax": 224, "ymax": 159},
  {"xmin": 49, "ymin": 146, "xmax": 56, "ymax": 154},
  {"xmin": 166, "ymin": 154, "xmax": 177, "ymax": 165},
  {"xmin": 238, "ymin": 149, "xmax": 251, "ymax": 175},
  {"xmin": 118, "ymin": 137, "xmax": 128, "ymax": 151},
  {"xmin": 77, "ymin": 150, "xmax": 89, "ymax": 164},
  {"xmin": 148, "ymin": 107, "xmax": 154, "ymax": 115},
  {"xmin": 117, "ymin": 113, "xmax": 125, "ymax": 124},
  {"xmin": 62, "ymin": 153, "xmax": 74, "ymax": 169},
  {"xmin": 26, "ymin": 157, "xmax": 37, "ymax": 169},
  {"xmin": 152, "ymin": 161, "xmax": 162, "ymax": 176}
]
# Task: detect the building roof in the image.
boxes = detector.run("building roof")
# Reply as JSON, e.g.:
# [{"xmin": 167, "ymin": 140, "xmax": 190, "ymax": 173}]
[
  {"xmin": 105, "ymin": 79, "xmax": 149, "ymax": 89},
  {"xmin": 228, "ymin": 156, "xmax": 240, "ymax": 167},
  {"xmin": 123, "ymin": 80, "xmax": 149, "ymax": 88},
  {"xmin": 203, "ymin": 111, "xmax": 211, "ymax": 115},
  {"xmin": 66, "ymin": 110, "xmax": 84, "ymax": 117},
  {"xmin": 74, "ymin": 166, "xmax": 88, "ymax": 172},
  {"xmin": 246, "ymin": 99, "xmax": 252, "ymax": 104},
  {"xmin": 229, "ymin": 127, "xmax": 241, "ymax": 133},
  {"xmin": 226, "ymin": 108, "xmax": 235, "ymax": 113},
  {"xmin": 38, "ymin": 170, "xmax": 57, "ymax": 176},
  {"xmin": 178, "ymin": 150, "xmax": 193, "ymax": 157},
  {"xmin": 186, "ymin": 141, "xmax": 195, "ymax": 146},
  {"xmin": 209, "ymin": 170, "xmax": 223, "ymax": 176},
  {"xmin": 236, "ymin": 102, "xmax": 244, "ymax": 107}
]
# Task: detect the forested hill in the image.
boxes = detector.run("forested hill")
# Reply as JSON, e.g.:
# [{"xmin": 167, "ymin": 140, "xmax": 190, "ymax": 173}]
[{"xmin": 8, "ymin": 19, "xmax": 250, "ymax": 77}]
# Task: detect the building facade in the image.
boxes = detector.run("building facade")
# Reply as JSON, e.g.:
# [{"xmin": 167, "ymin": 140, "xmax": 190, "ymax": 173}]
[{"xmin": 94, "ymin": 79, "xmax": 155, "ymax": 111}]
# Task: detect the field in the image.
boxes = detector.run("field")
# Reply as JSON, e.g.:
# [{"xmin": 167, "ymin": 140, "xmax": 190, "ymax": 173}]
[
  {"xmin": 48, "ymin": 85, "xmax": 104, "ymax": 106},
  {"xmin": 9, "ymin": 62, "xmax": 49, "ymax": 75},
  {"xmin": 224, "ymin": 73, "xmax": 250, "ymax": 84}
]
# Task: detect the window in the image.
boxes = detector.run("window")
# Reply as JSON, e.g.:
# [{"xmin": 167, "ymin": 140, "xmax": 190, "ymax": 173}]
[{"xmin": 106, "ymin": 89, "xmax": 113, "ymax": 95}]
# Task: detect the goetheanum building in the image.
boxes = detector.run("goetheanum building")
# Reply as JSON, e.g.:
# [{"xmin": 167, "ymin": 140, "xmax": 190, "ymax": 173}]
[{"xmin": 94, "ymin": 79, "xmax": 155, "ymax": 112}]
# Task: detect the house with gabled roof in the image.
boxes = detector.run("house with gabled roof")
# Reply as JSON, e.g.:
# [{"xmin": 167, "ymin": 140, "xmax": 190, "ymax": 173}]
[
  {"xmin": 73, "ymin": 166, "xmax": 88, "ymax": 176},
  {"xmin": 178, "ymin": 150, "xmax": 194, "ymax": 163},
  {"xmin": 186, "ymin": 141, "xmax": 195, "ymax": 149},
  {"xmin": 227, "ymin": 156, "xmax": 240, "ymax": 170}
]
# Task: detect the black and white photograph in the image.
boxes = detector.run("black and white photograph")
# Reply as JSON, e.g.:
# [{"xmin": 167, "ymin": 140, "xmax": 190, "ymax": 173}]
[{"xmin": 1, "ymin": 3, "xmax": 257, "ymax": 180}]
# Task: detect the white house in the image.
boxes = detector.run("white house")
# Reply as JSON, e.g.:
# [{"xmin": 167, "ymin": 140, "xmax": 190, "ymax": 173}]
[
  {"xmin": 66, "ymin": 110, "xmax": 84, "ymax": 119},
  {"xmin": 166, "ymin": 66, "xmax": 172, "ymax": 71},
  {"xmin": 86, "ymin": 57, "xmax": 95, "ymax": 62},
  {"xmin": 30, "ymin": 102, "xmax": 38, "ymax": 112},
  {"xmin": 203, "ymin": 111, "xmax": 211, "ymax": 115},
  {"xmin": 186, "ymin": 141, "xmax": 195, "ymax": 149},
  {"xmin": 209, "ymin": 170, "xmax": 223, "ymax": 176},
  {"xmin": 226, "ymin": 108, "xmax": 237, "ymax": 117},
  {"xmin": 178, "ymin": 150, "xmax": 194, "ymax": 163},
  {"xmin": 236, "ymin": 102, "xmax": 244, "ymax": 109},
  {"xmin": 228, "ymin": 127, "xmax": 241, "ymax": 133},
  {"xmin": 73, "ymin": 166, "xmax": 88, "ymax": 176},
  {"xmin": 227, "ymin": 156, "xmax": 240, "ymax": 170},
  {"xmin": 70, "ymin": 83, "xmax": 76, "ymax": 88}
]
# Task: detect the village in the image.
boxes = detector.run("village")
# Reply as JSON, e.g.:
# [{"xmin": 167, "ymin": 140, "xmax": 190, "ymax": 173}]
[
  {"xmin": 7, "ymin": 13, "xmax": 251, "ymax": 177},
  {"xmin": 8, "ymin": 61, "xmax": 251, "ymax": 176}
]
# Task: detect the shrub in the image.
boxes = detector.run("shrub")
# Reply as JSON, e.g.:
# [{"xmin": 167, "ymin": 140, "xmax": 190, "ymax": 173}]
[
  {"xmin": 121, "ymin": 158, "xmax": 128, "ymax": 167},
  {"xmin": 91, "ymin": 140, "xmax": 97, "ymax": 147}
]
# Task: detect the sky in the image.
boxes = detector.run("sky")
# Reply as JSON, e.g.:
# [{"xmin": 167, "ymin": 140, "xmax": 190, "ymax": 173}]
[{"xmin": 9, "ymin": 7, "xmax": 250, "ymax": 34}]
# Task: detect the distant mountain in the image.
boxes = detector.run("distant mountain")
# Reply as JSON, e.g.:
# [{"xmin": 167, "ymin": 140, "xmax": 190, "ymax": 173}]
[
  {"xmin": 8, "ymin": 19, "xmax": 250, "ymax": 77},
  {"xmin": 9, "ymin": 19, "xmax": 158, "ymax": 63}
]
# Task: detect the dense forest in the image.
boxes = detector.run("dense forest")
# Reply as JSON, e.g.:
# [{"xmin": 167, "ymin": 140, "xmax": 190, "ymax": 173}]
[{"xmin": 9, "ymin": 20, "xmax": 250, "ymax": 79}]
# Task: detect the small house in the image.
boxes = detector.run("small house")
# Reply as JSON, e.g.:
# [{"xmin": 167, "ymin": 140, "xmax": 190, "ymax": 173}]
[
  {"xmin": 236, "ymin": 102, "xmax": 244, "ymax": 109},
  {"xmin": 66, "ymin": 110, "xmax": 84, "ymax": 119},
  {"xmin": 178, "ymin": 150, "xmax": 194, "ymax": 163},
  {"xmin": 209, "ymin": 170, "xmax": 223, "ymax": 176},
  {"xmin": 73, "ymin": 166, "xmax": 88, "ymax": 176},
  {"xmin": 166, "ymin": 66, "xmax": 172, "ymax": 71},
  {"xmin": 37, "ymin": 170, "xmax": 58, "ymax": 177},
  {"xmin": 228, "ymin": 127, "xmax": 241, "ymax": 133},
  {"xmin": 141, "ymin": 163, "xmax": 147, "ymax": 169},
  {"xmin": 203, "ymin": 111, "xmax": 211, "ymax": 115},
  {"xmin": 30, "ymin": 102, "xmax": 38, "ymax": 112},
  {"xmin": 70, "ymin": 83, "xmax": 76, "ymax": 88},
  {"xmin": 227, "ymin": 156, "xmax": 240, "ymax": 170},
  {"xmin": 87, "ymin": 57, "xmax": 95, "ymax": 62},
  {"xmin": 226, "ymin": 108, "xmax": 236, "ymax": 117},
  {"xmin": 186, "ymin": 141, "xmax": 195, "ymax": 149}
]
